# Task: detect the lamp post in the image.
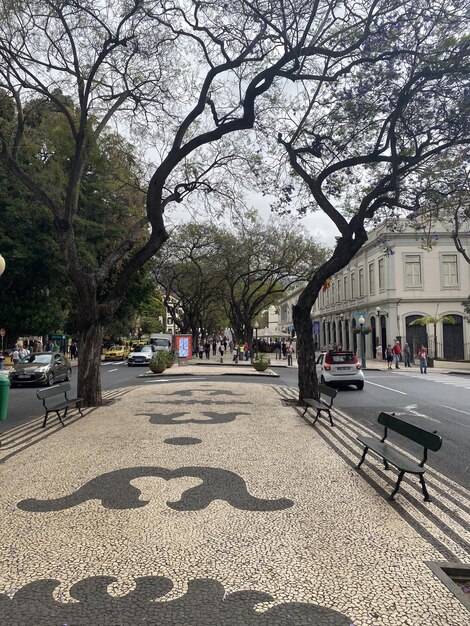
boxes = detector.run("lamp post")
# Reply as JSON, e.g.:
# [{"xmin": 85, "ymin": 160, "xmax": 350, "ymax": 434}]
[
  {"xmin": 358, "ymin": 315, "xmax": 366, "ymax": 369},
  {"xmin": 253, "ymin": 321, "xmax": 259, "ymax": 357}
]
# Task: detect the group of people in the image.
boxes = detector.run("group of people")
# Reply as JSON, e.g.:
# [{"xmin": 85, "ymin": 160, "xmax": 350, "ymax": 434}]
[{"xmin": 377, "ymin": 340, "xmax": 428, "ymax": 374}]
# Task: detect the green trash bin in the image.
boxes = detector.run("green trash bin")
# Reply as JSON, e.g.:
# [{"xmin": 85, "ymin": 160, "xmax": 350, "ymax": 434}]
[{"xmin": 0, "ymin": 375, "xmax": 10, "ymax": 421}]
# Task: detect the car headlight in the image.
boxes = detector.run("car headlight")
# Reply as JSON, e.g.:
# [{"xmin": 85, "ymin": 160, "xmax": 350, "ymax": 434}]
[{"xmin": 36, "ymin": 366, "xmax": 49, "ymax": 373}]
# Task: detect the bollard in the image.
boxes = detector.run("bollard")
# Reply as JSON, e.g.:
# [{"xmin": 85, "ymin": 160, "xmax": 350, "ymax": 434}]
[{"xmin": 0, "ymin": 375, "xmax": 10, "ymax": 421}]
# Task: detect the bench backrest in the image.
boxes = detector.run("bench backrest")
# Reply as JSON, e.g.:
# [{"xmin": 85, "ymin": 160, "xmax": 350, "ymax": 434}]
[
  {"xmin": 378, "ymin": 412, "xmax": 442, "ymax": 451},
  {"xmin": 36, "ymin": 382, "xmax": 71, "ymax": 400},
  {"xmin": 318, "ymin": 383, "xmax": 337, "ymax": 400}
]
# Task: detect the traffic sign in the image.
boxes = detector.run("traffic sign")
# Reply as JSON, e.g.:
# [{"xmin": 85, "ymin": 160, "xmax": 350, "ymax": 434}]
[{"xmin": 0, "ymin": 329, "xmax": 5, "ymax": 337}]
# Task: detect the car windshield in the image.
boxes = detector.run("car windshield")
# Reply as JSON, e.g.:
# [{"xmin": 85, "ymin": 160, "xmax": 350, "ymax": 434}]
[
  {"xmin": 153, "ymin": 339, "xmax": 169, "ymax": 347},
  {"xmin": 109, "ymin": 346, "xmax": 121, "ymax": 351},
  {"xmin": 133, "ymin": 345, "xmax": 152, "ymax": 353},
  {"xmin": 21, "ymin": 354, "xmax": 52, "ymax": 365}
]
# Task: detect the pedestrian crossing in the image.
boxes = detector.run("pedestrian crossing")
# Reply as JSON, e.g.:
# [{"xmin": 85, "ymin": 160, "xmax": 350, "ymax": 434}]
[{"xmin": 380, "ymin": 369, "xmax": 470, "ymax": 391}]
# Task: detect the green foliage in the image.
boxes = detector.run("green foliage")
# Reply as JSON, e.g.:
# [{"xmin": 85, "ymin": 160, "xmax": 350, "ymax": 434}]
[
  {"xmin": 253, "ymin": 352, "xmax": 271, "ymax": 365},
  {"xmin": 150, "ymin": 350, "xmax": 169, "ymax": 366}
]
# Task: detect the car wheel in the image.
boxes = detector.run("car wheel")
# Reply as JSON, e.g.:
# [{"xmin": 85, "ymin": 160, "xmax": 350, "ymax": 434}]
[
  {"xmin": 46, "ymin": 373, "xmax": 54, "ymax": 387},
  {"xmin": 356, "ymin": 382, "xmax": 364, "ymax": 390},
  {"xmin": 66, "ymin": 368, "xmax": 72, "ymax": 381}
]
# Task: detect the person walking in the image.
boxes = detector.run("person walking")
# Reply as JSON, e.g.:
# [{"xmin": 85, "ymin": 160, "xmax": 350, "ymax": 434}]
[
  {"xmin": 212, "ymin": 339, "xmax": 217, "ymax": 356},
  {"xmin": 418, "ymin": 345, "xmax": 428, "ymax": 374},
  {"xmin": 385, "ymin": 345, "xmax": 393, "ymax": 370},
  {"xmin": 198, "ymin": 342, "xmax": 204, "ymax": 359},
  {"xmin": 376, "ymin": 344, "xmax": 382, "ymax": 361},
  {"xmin": 218, "ymin": 343, "xmax": 225, "ymax": 363},
  {"xmin": 70, "ymin": 341, "xmax": 78, "ymax": 360},
  {"xmin": 232, "ymin": 343, "xmax": 239, "ymax": 363},
  {"xmin": 403, "ymin": 342, "xmax": 411, "ymax": 367},
  {"xmin": 392, "ymin": 340, "xmax": 401, "ymax": 369},
  {"xmin": 238, "ymin": 342, "xmax": 245, "ymax": 362},
  {"xmin": 12, "ymin": 347, "xmax": 20, "ymax": 364},
  {"xmin": 204, "ymin": 341, "xmax": 210, "ymax": 359}
]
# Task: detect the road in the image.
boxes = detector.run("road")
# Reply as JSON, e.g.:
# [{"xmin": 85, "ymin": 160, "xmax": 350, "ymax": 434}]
[{"xmin": 2, "ymin": 361, "xmax": 469, "ymax": 489}]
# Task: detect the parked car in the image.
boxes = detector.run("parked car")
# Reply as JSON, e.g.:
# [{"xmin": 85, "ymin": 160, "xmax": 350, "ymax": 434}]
[
  {"xmin": 9, "ymin": 352, "xmax": 72, "ymax": 387},
  {"xmin": 127, "ymin": 344, "xmax": 155, "ymax": 367},
  {"xmin": 316, "ymin": 350, "xmax": 365, "ymax": 390},
  {"xmin": 103, "ymin": 345, "xmax": 129, "ymax": 361}
]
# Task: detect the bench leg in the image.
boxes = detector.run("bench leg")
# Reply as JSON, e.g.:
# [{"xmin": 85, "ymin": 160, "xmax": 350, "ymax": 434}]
[
  {"xmin": 419, "ymin": 474, "xmax": 432, "ymax": 502},
  {"xmin": 42, "ymin": 411, "xmax": 50, "ymax": 428},
  {"xmin": 312, "ymin": 410, "xmax": 319, "ymax": 426},
  {"xmin": 76, "ymin": 403, "xmax": 84, "ymax": 417},
  {"xmin": 357, "ymin": 446, "xmax": 369, "ymax": 469},
  {"xmin": 389, "ymin": 471, "xmax": 405, "ymax": 500},
  {"xmin": 302, "ymin": 405, "xmax": 309, "ymax": 417},
  {"xmin": 383, "ymin": 459, "xmax": 390, "ymax": 470},
  {"xmin": 56, "ymin": 411, "xmax": 65, "ymax": 427},
  {"xmin": 327, "ymin": 409, "xmax": 334, "ymax": 427}
]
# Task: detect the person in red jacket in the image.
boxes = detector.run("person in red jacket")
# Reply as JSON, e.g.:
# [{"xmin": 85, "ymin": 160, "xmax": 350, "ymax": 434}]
[{"xmin": 392, "ymin": 340, "xmax": 402, "ymax": 369}]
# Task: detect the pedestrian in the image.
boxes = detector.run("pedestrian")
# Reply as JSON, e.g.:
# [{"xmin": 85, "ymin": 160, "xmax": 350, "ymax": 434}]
[
  {"xmin": 403, "ymin": 342, "xmax": 411, "ymax": 367},
  {"xmin": 70, "ymin": 341, "xmax": 78, "ymax": 360},
  {"xmin": 204, "ymin": 341, "xmax": 210, "ymax": 359},
  {"xmin": 198, "ymin": 342, "xmax": 204, "ymax": 359},
  {"xmin": 19, "ymin": 346, "xmax": 28, "ymax": 360},
  {"xmin": 243, "ymin": 342, "xmax": 249, "ymax": 361},
  {"xmin": 212, "ymin": 339, "xmax": 217, "ymax": 356},
  {"xmin": 392, "ymin": 340, "xmax": 401, "ymax": 369},
  {"xmin": 218, "ymin": 343, "xmax": 225, "ymax": 363},
  {"xmin": 281, "ymin": 341, "xmax": 287, "ymax": 359},
  {"xmin": 275, "ymin": 340, "xmax": 281, "ymax": 360},
  {"xmin": 376, "ymin": 344, "xmax": 382, "ymax": 361},
  {"xmin": 232, "ymin": 343, "xmax": 239, "ymax": 363},
  {"xmin": 12, "ymin": 347, "xmax": 20, "ymax": 364},
  {"xmin": 418, "ymin": 345, "xmax": 428, "ymax": 374},
  {"xmin": 238, "ymin": 342, "xmax": 245, "ymax": 362},
  {"xmin": 385, "ymin": 345, "xmax": 393, "ymax": 370}
]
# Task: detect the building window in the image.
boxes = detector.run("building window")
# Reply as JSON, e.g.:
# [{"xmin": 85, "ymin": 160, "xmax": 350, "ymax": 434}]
[
  {"xmin": 351, "ymin": 272, "xmax": 355, "ymax": 298},
  {"xmin": 378, "ymin": 258, "xmax": 385, "ymax": 290},
  {"xmin": 405, "ymin": 254, "xmax": 422, "ymax": 288},
  {"xmin": 331, "ymin": 282, "xmax": 335, "ymax": 304},
  {"xmin": 343, "ymin": 276, "xmax": 348, "ymax": 300},
  {"xmin": 369, "ymin": 262, "xmax": 375, "ymax": 294},
  {"xmin": 337, "ymin": 280, "xmax": 341, "ymax": 302},
  {"xmin": 167, "ymin": 317, "xmax": 173, "ymax": 326},
  {"xmin": 442, "ymin": 254, "xmax": 458, "ymax": 287},
  {"xmin": 359, "ymin": 268, "xmax": 364, "ymax": 296}
]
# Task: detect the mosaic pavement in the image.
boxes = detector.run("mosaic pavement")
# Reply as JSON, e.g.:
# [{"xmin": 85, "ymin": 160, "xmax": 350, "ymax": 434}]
[{"xmin": 0, "ymin": 382, "xmax": 469, "ymax": 625}]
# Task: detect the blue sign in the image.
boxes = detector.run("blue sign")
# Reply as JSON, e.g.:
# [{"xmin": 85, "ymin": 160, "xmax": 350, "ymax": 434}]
[{"xmin": 312, "ymin": 320, "xmax": 320, "ymax": 335}]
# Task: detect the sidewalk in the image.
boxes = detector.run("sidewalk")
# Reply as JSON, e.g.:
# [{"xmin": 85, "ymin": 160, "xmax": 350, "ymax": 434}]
[{"xmin": 0, "ymin": 380, "xmax": 469, "ymax": 625}]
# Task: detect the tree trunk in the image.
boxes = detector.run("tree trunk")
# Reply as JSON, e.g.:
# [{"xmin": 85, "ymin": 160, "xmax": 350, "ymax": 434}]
[
  {"xmin": 294, "ymin": 303, "xmax": 318, "ymax": 401},
  {"xmin": 78, "ymin": 321, "xmax": 104, "ymax": 406}
]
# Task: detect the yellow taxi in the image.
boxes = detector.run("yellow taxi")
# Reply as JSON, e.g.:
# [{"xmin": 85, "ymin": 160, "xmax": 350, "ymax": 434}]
[{"xmin": 103, "ymin": 345, "xmax": 129, "ymax": 361}]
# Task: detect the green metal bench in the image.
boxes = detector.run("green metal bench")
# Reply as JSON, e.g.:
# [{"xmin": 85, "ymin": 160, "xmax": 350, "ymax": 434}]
[
  {"xmin": 37, "ymin": 382, "xmax": 84, "ymax": 428},
  {"xmin": 357, "ymin": 412, "xmax": 442, "ymax": 501},
  {"xmin": 302, "ymin": 383, "xmax": 337, "ymax": 427}
]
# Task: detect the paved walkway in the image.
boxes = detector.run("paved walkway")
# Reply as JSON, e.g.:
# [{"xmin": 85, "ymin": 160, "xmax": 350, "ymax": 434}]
[{"xmin": 1, "ymin": 380, "xmax": 469, "ymax": 625}]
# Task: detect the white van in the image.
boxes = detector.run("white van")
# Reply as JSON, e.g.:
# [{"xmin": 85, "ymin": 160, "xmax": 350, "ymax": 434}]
[{"xmin": 149, "ymin": 334, "xmax": 172, "ymax": 351}]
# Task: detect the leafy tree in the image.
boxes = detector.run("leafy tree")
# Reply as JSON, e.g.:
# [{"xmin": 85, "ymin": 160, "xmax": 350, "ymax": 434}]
[
  {"xmin": 252, "ymin": 1, "xmax": 470, "ymax": 399},
  {"xmin": 0, "ymin": 0, "xmax": 410, "ymax": 405},
  {"xmin": 410, "ymin": 315, "xmax": 456, "ymax": 359}
]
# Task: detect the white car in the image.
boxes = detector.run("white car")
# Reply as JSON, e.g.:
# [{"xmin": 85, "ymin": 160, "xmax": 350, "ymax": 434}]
[
  {"xmin": 127, "ymin": 344, "xmax": 156, "ymax": 367},
  {"xmin": 316, "ymin": 351, "xmax": 365, "ymax": 390}
]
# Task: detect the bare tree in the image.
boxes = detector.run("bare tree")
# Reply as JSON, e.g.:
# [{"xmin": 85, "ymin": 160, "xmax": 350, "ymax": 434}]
[{"xmin": 0, "ymin": 0, "xmax": 424, "ymax": 404}]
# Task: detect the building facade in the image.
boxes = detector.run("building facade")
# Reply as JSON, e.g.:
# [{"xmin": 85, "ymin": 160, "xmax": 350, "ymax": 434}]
[{"xmin": 277, "ymin": 223, "xmax": 470, "ymax": 361}]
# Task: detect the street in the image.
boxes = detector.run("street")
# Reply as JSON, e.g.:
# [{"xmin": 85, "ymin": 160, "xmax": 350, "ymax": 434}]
[{"xmin": 2, "ymin": 361, "xmax": 469, "ymax": 489}]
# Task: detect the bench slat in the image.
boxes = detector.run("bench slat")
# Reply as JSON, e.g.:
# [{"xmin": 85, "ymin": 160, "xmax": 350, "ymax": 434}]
[
  {"xmin": 378, "ymin": 412, "xmax": 442, "ymax": 451},
  {"xmin": 357, "ymin": 436, "xmax": 424, "ymax": 474},
  {"xmin": 36, "ymin": 382, "xmax": 72, "ymax": 400}
]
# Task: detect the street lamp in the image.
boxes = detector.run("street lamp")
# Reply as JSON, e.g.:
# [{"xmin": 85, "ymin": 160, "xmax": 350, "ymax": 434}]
[
  {"xmin": 358, "ymin": 315, "xmax": 366, "ymax": 369},
  {"xmin": 0, "ymin": 254, "xmax": 5, "ymax": 276},
  {"xmin": 253, "ymin": 321, "xmax": 259, "ymax": 357}
]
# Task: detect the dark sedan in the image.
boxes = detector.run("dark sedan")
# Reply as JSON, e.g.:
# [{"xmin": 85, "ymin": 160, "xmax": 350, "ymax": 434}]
[{"xmin": 9, "ymin": 352, "xmax": 72, "ymax": 387}]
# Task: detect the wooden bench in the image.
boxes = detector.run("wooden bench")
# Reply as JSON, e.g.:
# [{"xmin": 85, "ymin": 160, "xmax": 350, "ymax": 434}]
[
  {"xmin": 302, "ymin": 383, "xmax": 337, "ymax": 427},
  {"xmin": 36, "ymin": 382, "xmax": 84, "ymax": 428},
  {"xmin": 356, "ymin": 412, "xmax": 442, "ymax": 501}
]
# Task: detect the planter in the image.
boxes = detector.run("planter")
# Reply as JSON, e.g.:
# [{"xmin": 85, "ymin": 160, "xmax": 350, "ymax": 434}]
[
  {"xmin": 149, "ymin": 363, "xmax": 167, "ymax": 374},
  {"xmin": 253, "ymin": 363, "xmax": 269, "ymax": 372}
]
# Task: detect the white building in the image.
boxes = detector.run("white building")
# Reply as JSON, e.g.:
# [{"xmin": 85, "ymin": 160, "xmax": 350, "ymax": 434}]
[{"xmin": 276, "ymin": 222, "xmax": 470, "ymax": 363}]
